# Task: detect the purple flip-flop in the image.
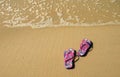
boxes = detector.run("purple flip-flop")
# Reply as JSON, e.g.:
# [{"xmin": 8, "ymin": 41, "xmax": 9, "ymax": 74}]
[
  {"xmin": 64, "ymin": 48, "xmax": 75, "ymax": 69},
  {"xmin": 78, "ymin": 38, "xmax": 92, "ymax": 56}
]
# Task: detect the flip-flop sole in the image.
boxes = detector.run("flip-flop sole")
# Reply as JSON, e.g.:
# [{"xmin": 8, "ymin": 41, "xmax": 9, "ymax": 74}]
[
  {"xmin": 64, "ymin": 49, "xmax": 75, "ymax": 69},
  {"xmin": 79, "ymin": 39, "xmax": 92, "ymax": 56}
]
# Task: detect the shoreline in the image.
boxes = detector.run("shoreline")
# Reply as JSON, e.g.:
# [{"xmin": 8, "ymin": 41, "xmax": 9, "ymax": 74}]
[{"xmin": 1, "ymin": 23, "xmax": 120, "ymax": 29}]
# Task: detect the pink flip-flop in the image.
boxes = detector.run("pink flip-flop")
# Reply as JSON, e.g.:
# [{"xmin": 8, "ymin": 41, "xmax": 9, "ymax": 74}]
[
  {"xmin": 64, "ymin": 48, "xmax": 76, "ymax": 69},
  {"xmin": 77, "ymin": 39, "xmax": 92, "ymax": 56}
]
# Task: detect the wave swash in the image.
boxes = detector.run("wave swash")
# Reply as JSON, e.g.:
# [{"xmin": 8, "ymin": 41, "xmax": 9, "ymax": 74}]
[{"xmin": 0, "ymin": 0, "xmax": 120, "ymax": 28}]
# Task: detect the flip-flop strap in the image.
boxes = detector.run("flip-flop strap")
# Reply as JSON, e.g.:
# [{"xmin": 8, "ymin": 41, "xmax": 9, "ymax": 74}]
[
  {"xmin": 65, "ymin": 56, "xmax": 74, "ymax": 62},
  {"xmin": 80, "ymin": 41, "xmax": 91, "ymax": 50},
  {"xmin": 80, "ymin": 44, "xmax": 86, "ymax": 49}
]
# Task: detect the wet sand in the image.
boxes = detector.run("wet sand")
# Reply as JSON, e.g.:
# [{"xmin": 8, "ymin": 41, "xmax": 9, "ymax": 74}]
[
  {"xmin": 1, "ymin": 0, "xmax": 120, "ymax": 27},
  {"xmin": 0, "ymin": 25, "xmax": 120, "ymax": 77}
]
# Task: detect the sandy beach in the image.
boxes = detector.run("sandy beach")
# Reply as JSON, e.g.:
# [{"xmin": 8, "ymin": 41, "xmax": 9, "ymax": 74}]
[
  {"xmin": 0, "ymin": 0, "xmax": 120, "ymax": 77},
  {"xmin": 0, "ymin": 25, "xmax": 120, "ymax": 77}
]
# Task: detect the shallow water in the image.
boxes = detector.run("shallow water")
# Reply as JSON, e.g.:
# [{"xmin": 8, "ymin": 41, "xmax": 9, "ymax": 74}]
[{"xmin": 0, "ymin": 0, "xmax": 120, "ymax": 28}]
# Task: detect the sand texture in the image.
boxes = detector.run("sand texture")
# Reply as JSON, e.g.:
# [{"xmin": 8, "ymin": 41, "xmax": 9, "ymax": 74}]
[{"xmin": 0, "ymin": 25, "xmax": 120, "ymax": 77}]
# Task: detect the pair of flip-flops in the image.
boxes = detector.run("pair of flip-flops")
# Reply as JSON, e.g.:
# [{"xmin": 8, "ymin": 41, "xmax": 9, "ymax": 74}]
[{"xmin": 64, "ymin": 39, "xmax": 92, "ymax": 69}]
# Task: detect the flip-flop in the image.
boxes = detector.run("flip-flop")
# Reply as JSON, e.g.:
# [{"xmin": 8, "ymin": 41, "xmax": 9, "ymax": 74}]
[
  {"xmin": 64, "ymin": 48, "xmax": 75, "ymax": 69},
  {"xmin": 77, "ymin": 39, "xmax": 92, "ymax": 56}
]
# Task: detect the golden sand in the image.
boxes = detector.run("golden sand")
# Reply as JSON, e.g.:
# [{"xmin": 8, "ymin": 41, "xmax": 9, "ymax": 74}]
[{"xmin": 0, "ymin": 25, "xmax": 120, "ymax": 77}]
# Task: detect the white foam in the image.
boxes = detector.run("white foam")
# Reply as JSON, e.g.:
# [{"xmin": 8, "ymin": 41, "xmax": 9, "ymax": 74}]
[{"xmin": 3, "ymin": 18, "xmax": 120, "ymax": 29}]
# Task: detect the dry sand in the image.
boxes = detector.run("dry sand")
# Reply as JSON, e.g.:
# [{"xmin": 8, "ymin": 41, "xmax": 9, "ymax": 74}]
[{"xmin": 0, "ymin": 25, "xmax": 120, "ymax": 77}]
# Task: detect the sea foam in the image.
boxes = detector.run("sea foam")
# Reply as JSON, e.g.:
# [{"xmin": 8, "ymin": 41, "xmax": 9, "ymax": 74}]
[{"xmin": 0, "ymin": 0, "xmax": 120, "ymax": 28}]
